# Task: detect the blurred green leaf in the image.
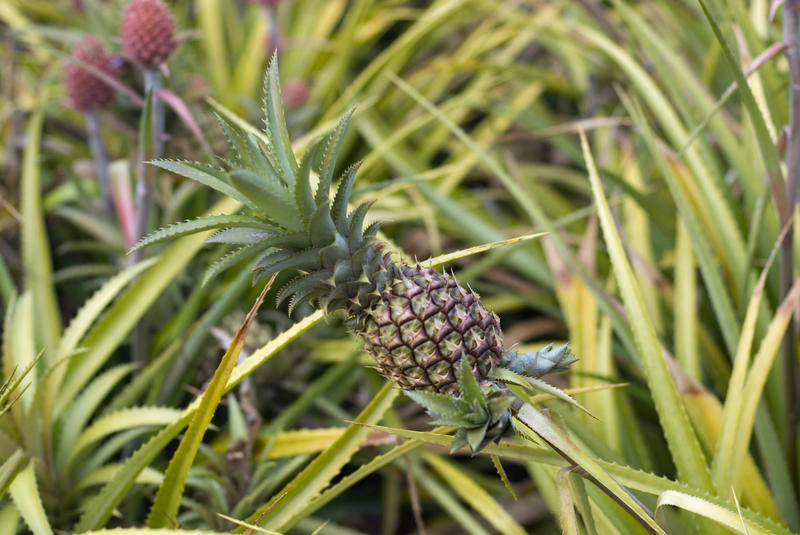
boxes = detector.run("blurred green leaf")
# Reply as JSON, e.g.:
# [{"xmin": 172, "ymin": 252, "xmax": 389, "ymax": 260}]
[
  {"xmin": 8, "ymin": 461, "xmax": 53, "ymax": 535},
  {"xmin": 20, "ymin": 98, "xmax": 60, "ymax": 354}
]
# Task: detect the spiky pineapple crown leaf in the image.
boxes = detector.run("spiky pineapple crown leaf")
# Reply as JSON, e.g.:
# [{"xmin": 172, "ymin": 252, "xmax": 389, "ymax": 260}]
[
  {"xmin": 407, "ymin": 358, "xmax": 514, "ymax": 453},
  {"xmin": 408, "ymin": 345, "xmax": 584, "ymax": 453},
  {"xmin": 131, "ymin": 55, "xmax": 379, "ymax": 308}
]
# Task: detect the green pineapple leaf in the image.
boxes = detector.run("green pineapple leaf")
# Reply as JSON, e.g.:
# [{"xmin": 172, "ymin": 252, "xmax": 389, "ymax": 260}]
[
  {"xmin": 215, "ymin": 114, "xmax": 248, "ymax": 167},
  {"xmin": 309, "ymin": 202, "xmax": 337, "ymax": 247},
  {"xmin": 450, "ymin": 430, "xmax": 468, "ymax": 452},
  {"xmin": 346, "ymin": 201, "xmax": 375, "ymax": 249},
  {"xmin": 294, "ymin": 143, "xmax": 318, "ymax": 225},
  {"xmin": 288, "ymin": 283, "xmax": 328, "ymax": 316},
  {"xmin": 315, "ymin": 108, "xmax": 354, "ymax": 205},
  {"xmin": 201, "ymin": 245, "xmax": 263, "ymax": 286},
  {"xmin": 206, "ymin": 228, "xmax": 273, "ymax": 245},
  {"xmin": 130, "ymin": 215, "xmax": 276, "ymax": 252},
  {"xmin": 258, "ymin": 232, "xmax": 310, "ymax": 250},
  {"xmin": 495, "ymin": 366, "xmax": 595, "ymax": 419},
  {"xmin": 466, "ymin": 422, "xmax": 491, "ymax": 453},
  {"xmin": 255, "ymin": 249, "xmax": 294, "ymax": 271},
  {"xmin": 319, "ymin": 235, "xmax": 351, "ymax": 269},
  {"xmin": 253, "ymin": 249, "xmax": 320, "ymax": 284},
  {"xmin": 405, "ymin": 390, "xmax": 474, "ymax": 427},
  {"xmin": 276, "ymin": 272, "xmax": 331, "ymax": 307},
  {"xmin": 244, "ymin": 132, "xmax": 282, "ymax": 186},
  {"xmin": 456, "ymin": 356, "xmax": 486, "ymax": 410},
  {"xmin": 262, "ymin": 52, "xmax": 298, "ymax": 186},
  {"xmin": 487, "ymin": 389, "xmax": 514, "ymax": 416},
  {"xmin": 363, "ymin": 220, "xmax": 382, "ymax": 238},
  {"xmin": 0, "ymin": 449, "xmax": 26, "ymax": 498},
  {"xmin": 207, "ymin": 229, "xmax": 309, "ymax": 250},
  {"xmin": 331, "ymin": 162, "xmax": 362, "ymax": 233},
  {"xmin": 149, "ymin": 160, "xmax": 261, "ymax": 212},
  {"xmin": 227, "ymin": 169, "xmax": 298, "ymax": 228},
  {"xmin": 525, "ymin": 375, "xmax": 596, "ymax": 420},
  {"xmin": 490, "ymin": 454, "xmax": 518, "ymax": 501},
  {"xmin": 9, "ymin": 460, "xmax": 53, "ymax": 535}
]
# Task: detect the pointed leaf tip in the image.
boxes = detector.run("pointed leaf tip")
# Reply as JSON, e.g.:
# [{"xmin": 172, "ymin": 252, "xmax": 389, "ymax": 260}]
[{"xmin": 456, "ymin": 357, "xmax": 484, "ymax": 408}]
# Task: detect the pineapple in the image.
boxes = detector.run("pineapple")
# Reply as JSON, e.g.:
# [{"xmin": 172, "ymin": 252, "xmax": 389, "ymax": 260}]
[
  {"xmin": 65, "ymin": 37, "xmax": 117, "ymax": 111},
  {"xmin": 121, "ymin": 0, "xmax": 177, "ymax": 66},
  {"xmin": 133, "ymin": 57, "xmax": 577, "ymax": 452}
]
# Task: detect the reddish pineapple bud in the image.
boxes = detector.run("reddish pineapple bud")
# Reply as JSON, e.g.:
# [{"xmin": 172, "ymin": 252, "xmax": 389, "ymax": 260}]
[
  {"xmin": 283, "ymin": 80, "xmax": 309, "ymax": 109},
  {"xmin": 121, "ymin": 0, "xmax": 176, "ymax": 66},
  {"xmin": 65, "ymin": 37, "xmax": 117, "ymax": 111}
]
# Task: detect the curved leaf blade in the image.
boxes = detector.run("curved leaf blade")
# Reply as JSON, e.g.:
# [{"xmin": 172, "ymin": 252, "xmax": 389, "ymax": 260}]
[
  {"xmin": 131, "ymin": 216, "xmax": 273, "ymax": 252},
  {"xmin": 146, "ymin": 277, "xmax": 274, "ymax": 528},
  {"xmin": 67, "ymin": 407, "xmax": 182, "ymax": 470},
  {"xmin": 581, "ymin": 131, "xmax": 713, "ymax": 492},
  {"xmin": 424, "ymin": 452, "xmax": 526, "ymax": 535},
  {"xmin": 8, "ymin": 461, "xmax": 53, "ymax": 535},
  {"xmin": 20, "ymin": 101, "xmax": 61, "ymax": 353}
]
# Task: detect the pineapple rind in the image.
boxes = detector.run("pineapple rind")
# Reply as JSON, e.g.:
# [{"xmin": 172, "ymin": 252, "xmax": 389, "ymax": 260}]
[{"xmin": 354, "ymin": 264, "xmax": 503, "ymax": 395}]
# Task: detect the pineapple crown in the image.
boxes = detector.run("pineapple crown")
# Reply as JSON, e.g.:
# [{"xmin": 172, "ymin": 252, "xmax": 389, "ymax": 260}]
[
  {"xmin": 132, "ymin": 56, "xmax": 383, "ymax": 314},
  {"xmin": 65, "ymin": 36, "xmax": 117, "ymax": 111},
  {"xmin": 407, "ymin": 358, "xmax": 514, "ymax": 454},
  {"xmin": 408, "ymin": 345, "xmax": 579, "ymax": 453}
]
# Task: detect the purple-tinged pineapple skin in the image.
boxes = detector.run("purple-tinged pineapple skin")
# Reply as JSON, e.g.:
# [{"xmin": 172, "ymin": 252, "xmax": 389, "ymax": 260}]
[
  {"xmin": 121, "ymin": 0, "xmax": 176, "ymax": 66},
  {"xmin": 356, "ymin": 265, "xmax": 503, "ymax": 394},
  {"xmin": 282, "ymin": 80, "xmax": 309, "ymax": 109},
  {"xmin": 65, "ymin": 37, "xmax": 117, "ymax": 111}
]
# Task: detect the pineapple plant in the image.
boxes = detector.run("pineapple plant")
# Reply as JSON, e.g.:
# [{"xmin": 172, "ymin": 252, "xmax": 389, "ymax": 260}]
[
  {"xmin": 133, "ymin": 57, "xmax": 577, "ymax": 453},
  {"xmin": 64, "ymin": 36, "xmax": 118, "ymax": 214},
  {"xmin": 64, "ymin": 36, "xmax": 117, "ymax": 111}
]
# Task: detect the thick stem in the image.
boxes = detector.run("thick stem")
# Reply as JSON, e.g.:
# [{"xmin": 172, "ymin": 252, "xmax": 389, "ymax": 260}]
[
  {"xmin": 129, "ymin": 69, "xmax": 165, "ymax": 365},
  {"xmin": 782, "ymin": 0, "xmax": 800, "ymax": 487},
  {"xmin": 144, "ymin": 68, "xmax": 165, "ymax": 159},
  {"xmin": 130, "ymin": 69, "xmax": 163, "ymax": 265},
  {"xmin": 84, "ymin": 110, "xmax": 114, "ymax": 216},
  {"xmin": 129, "ymin": 156, "xmax": 151, "ymax": 266}
]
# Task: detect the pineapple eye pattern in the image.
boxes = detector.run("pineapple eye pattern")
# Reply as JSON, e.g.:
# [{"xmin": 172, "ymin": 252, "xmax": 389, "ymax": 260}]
[
  {"xmin": 131, "ymin": 56, "xmax": 578, "ymax": 453},
  {"xmin": 121, "ymin": 0, "xmax": 177, "ymax": 67}
]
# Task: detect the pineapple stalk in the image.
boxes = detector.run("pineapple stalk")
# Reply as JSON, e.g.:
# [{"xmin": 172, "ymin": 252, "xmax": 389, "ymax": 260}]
[
  {"xmin": 85, "ymin": 109, "xmax": 113, "ymax": 215},
  {"xmin": 64, "ymin": 36, "xmax": 117, "ymax": 215},
  {"xmin": 143, "ymin": 68, "xmax": 165, "ymax": 159},
  {"xmin": 121, "ymin": 0, "xmax": 177, "ymax": 262},
  {"xmin": 132, "ymin": 56, "xmax": 577, "ymax": 452}
]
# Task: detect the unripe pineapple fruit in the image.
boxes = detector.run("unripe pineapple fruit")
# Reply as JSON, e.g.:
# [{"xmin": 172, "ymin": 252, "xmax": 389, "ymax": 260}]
[
  {"xmin": 121, "ymin": 0, "xmax": 176, "ymax": 66},
  {"xmin": 282, "ymin": 80, "xmax": 309, "ymax": 109},
  {"xmin": 65, "ymin": 37, "xmax": 117, "ymax": 111},
  {"xmin": 355, "ymin": 264, "xmax": 503, "ymax": 394},
  {"xmin": 133, "ymin": 57, "xmax": 577, "ymax": 452}
]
